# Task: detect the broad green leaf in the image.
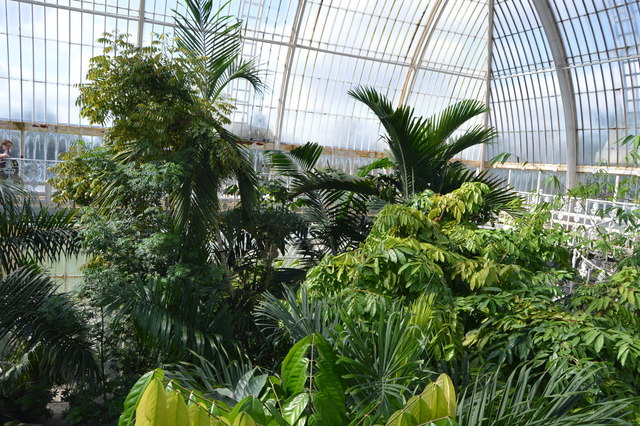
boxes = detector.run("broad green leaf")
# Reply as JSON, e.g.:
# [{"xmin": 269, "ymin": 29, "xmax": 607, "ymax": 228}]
[
  {"xmin": 428, "ymin": 418, "xmax": 460, "ymax": 426},
  {"xmin": 165, "ymin": 390, "xmax": 189, "ymax": 425},
  {"xmin": 434, "ymin": 374, "xmax": 456, "ymax": 418},
  {"xmin": 232, "ymin": 413, "xmax": 257, "ymax": 426},
  {"xmin": 309, "ymin": 335, "xmax": 346, "ymax": 425},
  {"xmin": 187, "ymin": 402, "xmax": 210, "ymax": 426},
  {"xmin": 408, "ymin": 396, "xmax": 433, "ymax": 422},
  {"xmin": 135, "ymin": 378, "xmax": 168, "ymax": 426},
  {"xmin": 420, "ymin": 383, "xmax": 448, "ymax": 420},
  {"xmin": 386, "ymin": 411, "xmax": 418, "ymax": 426},
  {"xmin": 229, "ymin": 396, "xmax": 267, "ymax": 425},
  {"xmin": 281, "ymin": 335, "xmax": 312, "ymax": 395},
  {"xmin": 282, "ymin": 393, "xmax": 309, "ymax": 425},
  {"xmin": 119, "ymin": 370, "xmax": 157, "ymax": 426}
]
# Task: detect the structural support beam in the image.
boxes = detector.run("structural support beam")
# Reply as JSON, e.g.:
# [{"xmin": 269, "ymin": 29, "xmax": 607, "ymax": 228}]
[
  {"xmin": 397, "ymin": 0, "xmax": 447, "ymax": 106},
  {"xmin": 137, "ymin": 0, "xmax": 146, "ymax": 47},
  {"xmin": 479, "ymin": 0, "xmax": 495, "ymax": 171},
  {"xmin": 273, "ymin": 0, "xmax": 308, "ymax": 149},
  {"xmin": 532, "ymin": 0, "xmax": 578, "ymax": 189}
]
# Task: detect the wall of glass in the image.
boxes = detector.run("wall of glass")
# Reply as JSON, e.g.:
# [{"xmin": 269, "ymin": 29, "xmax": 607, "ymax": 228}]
[{"xmin": 0, "ymin": 0, "xmax": 639, "ymax": 196}]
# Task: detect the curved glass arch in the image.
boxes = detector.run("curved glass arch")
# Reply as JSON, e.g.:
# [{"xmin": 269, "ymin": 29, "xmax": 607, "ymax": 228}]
[{"xmin": 1, "ymin": 0, "xmax": 639, "ymax": 194}]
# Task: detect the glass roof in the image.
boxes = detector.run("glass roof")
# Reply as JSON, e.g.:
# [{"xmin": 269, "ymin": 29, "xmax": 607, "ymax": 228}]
[{"xmin": 0, "ymin": 0, "xmax": 639, "ymax": 192}]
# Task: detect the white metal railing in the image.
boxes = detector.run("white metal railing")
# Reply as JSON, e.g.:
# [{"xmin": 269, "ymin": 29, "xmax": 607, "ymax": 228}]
[{"xmin": 0, "ymin": 158, "xmax": 64, "ymax": 203}]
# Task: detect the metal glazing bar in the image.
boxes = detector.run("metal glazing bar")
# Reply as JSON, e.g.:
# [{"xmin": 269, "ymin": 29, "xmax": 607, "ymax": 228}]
[
  {"xmin": 137, "ymin": 0, "xmax": 146, "ymax": 47},
  {"xmin": 273, "ymin": 0, "xmax": 307, "ymax": 149},
  {"xmin": 397, "ymin": 0, "xmax": 447, "ymax": 106},
  {"xmin": 480, "ymin": 0, "xmax": 495, "ymax": 170}
]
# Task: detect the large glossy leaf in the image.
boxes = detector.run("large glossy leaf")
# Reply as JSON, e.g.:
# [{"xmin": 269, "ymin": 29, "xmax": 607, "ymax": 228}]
[
  {"xmin": 187, "ymin": 402, "xmax": 211, "ymax": 426},
  {"xmin": 434, "ymin": 374, "xmax": 456, "ymax": 418},
  {"xmin": 228, "ymin": 396, "xmax": 267, "ymax": 425},
  {"xmin": 386, "ymin": 411, "xmax": 419, "ymax": 426},
  {"xmin": 281, "ymin": 335, "xmax": 312, "ymax": 395},
  {"xmin": 165, "ymin": 390, "xmax": 190, "ymax": 425},
  {"xmin": 282, "ymin": 393, "xmax": 309, "ymax": 425},
  {"xmin": 232, "ymin": 412, "xmax": 257, "ymax": 426},
  {"xmin": 119, "ymin": 370, "xmax": 158, "ymax": 426},
  {"xmin": 135, "ymin": 378, "xmax": 168, "ymax": 426},
  {"xmin": 234, "ymin": 369, "xmax": 268, "ymax": 401},
  {"xmin": 421, "ymin": 381, "xmax": 449, "ymax": 421}
]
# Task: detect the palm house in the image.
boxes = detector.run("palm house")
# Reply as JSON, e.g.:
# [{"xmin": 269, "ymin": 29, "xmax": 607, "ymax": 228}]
[
  {"xmin": 2, "ymin": 0, "xmax": 639, "ymax": 196},
  {"xmin": 2, "ymin": 1, "xmax": 640, "ymax": 425}
]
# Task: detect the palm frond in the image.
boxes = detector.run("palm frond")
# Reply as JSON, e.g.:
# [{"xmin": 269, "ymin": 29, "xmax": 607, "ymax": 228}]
[
  {"xmin": 254, "ymin": 286, "xmax": 339, "ymax": 345},
  {"xmin": 457, "ymin": 361, "xmax": 633, "ymax": 425},
  {"xmin": 337, "ymin": 307, "xmax": 429, "ymax": 417},
  {"xmin": 0, "ymin": 185, "xmax": 79, "ymax": 275},
  {"xmin": 174, "ymin": 0, "xmax": 264, "ymax": 102},
  {"xmin": 209, "ymin": 58, "xmax": 266, "ymax": 101},
  {"xmin": 427, "ymin": 99, "xmax": 488, "ymax": 144},
  {"xmin": 439, "ymin": 125, "xmax": 497, "ymax": 160},
  {"xmin": 100, "ymin": 275, "xmax": 229, "ymax": 358},
  {"xmin": 0, "ymin": 266, "xmax": 100, "ymax": 386}
]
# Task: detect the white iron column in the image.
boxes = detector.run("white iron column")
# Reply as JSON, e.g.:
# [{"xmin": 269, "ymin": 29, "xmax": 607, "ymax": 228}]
[
  {"xmin": 532, "ymin": 0, "xmax": 578, "ymax": 189},
  {"xmin": 273, "ymin": 0, "xmax": 308, "ymax": 149},
  {"xmin": 397, "ymin": 0, "xmax": 447, "ymax": 106}
]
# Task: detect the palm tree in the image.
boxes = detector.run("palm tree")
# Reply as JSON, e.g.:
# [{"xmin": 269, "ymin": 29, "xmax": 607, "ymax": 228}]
[
  {"xmin": 268, "ymin": 143, "xmax": 373, "ymax": 256},
  {"xmin": 174, "ymin": 0, "xmax": 265, "ymax": 102},
  {"xmin": 290, "ymin": 87, "xmax": 519, "ymax": 221},
  {"xmin": 0, "ymin": 181, "xmax": 99, "ymax": 394}
]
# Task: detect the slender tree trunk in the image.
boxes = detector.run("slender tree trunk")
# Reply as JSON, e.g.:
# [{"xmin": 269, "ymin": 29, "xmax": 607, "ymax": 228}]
[{"xmin": 214, "ymin": 227, "xmax": 234, "ymax": 299}]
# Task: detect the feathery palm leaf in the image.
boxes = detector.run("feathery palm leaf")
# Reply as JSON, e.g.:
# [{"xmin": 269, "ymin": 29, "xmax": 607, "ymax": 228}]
[
  {"xmin": 347, "ymin": 87, "xmax": 519, "ymax": 215},
  {"xmin": 100, "ymin": 275, "xmax": 230, "ymax": 358},
  {"xmin": 175, "ymin": 0, "xmax": 265, "ymax": 100},
  {"xmin": 0, "ymin": 183, "xmax": 79, "ymax": 275},
  {"xmin": 0, "ymin": 266, "xmax": 100, "ymax": 386},
  {"xmin": 268, "ymin": 143, "xmax": 372, "ymax": 256}
]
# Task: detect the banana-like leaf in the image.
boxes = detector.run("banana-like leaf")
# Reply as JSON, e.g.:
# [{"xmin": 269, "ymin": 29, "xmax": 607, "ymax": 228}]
[
  {"xmin": 119, "ymin": 370, "xmax": 159, "ymax": 426},
  {"xmin": 135, "ymin": 378, "xmax": 168, "ymax": 426}
]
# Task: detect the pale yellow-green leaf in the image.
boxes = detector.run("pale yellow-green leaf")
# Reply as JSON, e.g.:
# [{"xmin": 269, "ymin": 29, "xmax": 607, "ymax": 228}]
[
  {"xmin": 386, "ymin": 411, "xmax": 418, "ymax": 426},
  {"xmin": 420, "ymin": 382, "xmax": 448, "ymax": 420},
  {"xmin": 408, "ymin": 397, "xmax": 433, "ymax": 422},
  {"xmin": 434, "ymin": 374, "xmax": 456, "ymax": 418},
  {"xmin": 188, "ymin": 402, "xmax": 211, "ymax": 426},
  {"xmin": 135, "ymin": 379, "xmax": 168, "ymax": 426},
  {"xmin": 165, "ymin": 390, "xmax": 189, "ymax": 426}
]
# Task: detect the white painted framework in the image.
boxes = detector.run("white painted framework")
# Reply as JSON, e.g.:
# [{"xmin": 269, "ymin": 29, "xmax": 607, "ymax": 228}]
[{"xmin": 0, "ymin": 0, "xmax": 639, "ymax": 196}]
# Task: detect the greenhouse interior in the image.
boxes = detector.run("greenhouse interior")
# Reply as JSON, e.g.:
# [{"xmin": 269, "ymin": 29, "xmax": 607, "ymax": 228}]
[{"xmin": 1, "ymin": 0, "xmax": 640, "ymax": 424}]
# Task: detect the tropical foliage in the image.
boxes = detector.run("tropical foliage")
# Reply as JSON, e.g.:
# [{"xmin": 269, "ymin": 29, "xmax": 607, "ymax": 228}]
[
  {"xmin": 0, "ymin": 182, "xmax": 99, "ymax": 422},
  {"xmin": 5, "ymin": 3, "xmax": 640, "ymax": 425},
  {"xmin": 279, "ymin": 87, "xmax": 521, "ymax": 225}
]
